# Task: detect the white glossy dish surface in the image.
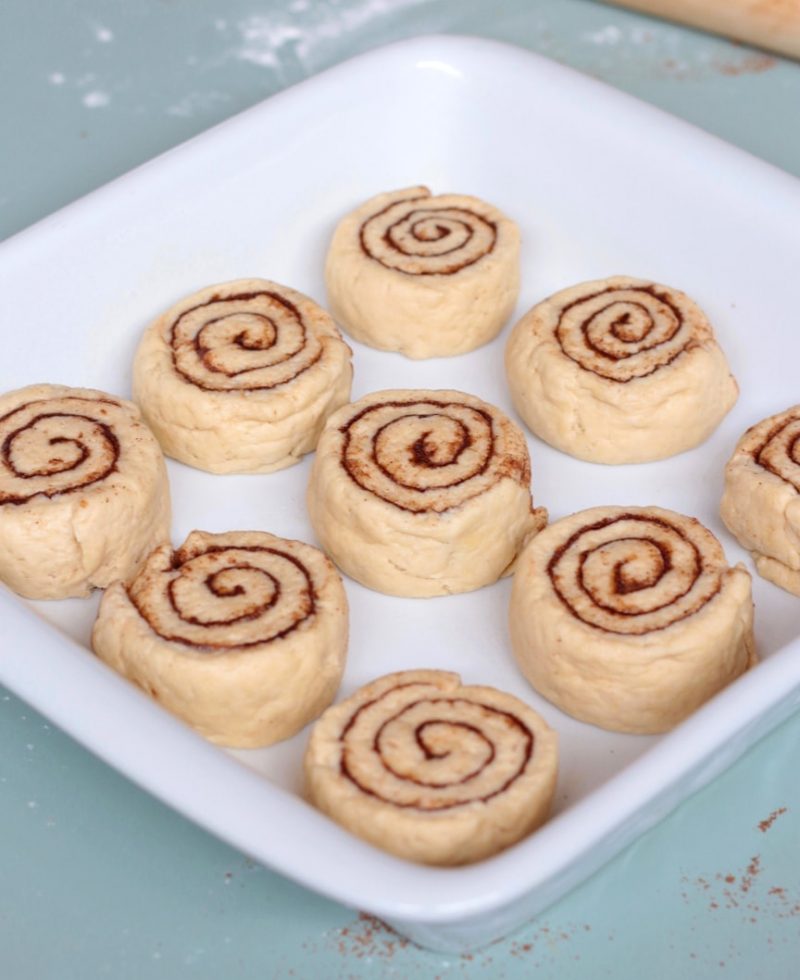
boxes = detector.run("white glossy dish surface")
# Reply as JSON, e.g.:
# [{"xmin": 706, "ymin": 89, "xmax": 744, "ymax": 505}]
[{"xmin": 2, "ymin": 35, "xmax": 800, "ymax": 953}]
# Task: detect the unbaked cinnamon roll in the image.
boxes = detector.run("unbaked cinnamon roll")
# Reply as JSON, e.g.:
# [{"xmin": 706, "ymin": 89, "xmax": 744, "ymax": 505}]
[
  {"xmin": 324, "ymin": 186, "xmax": 520, "ymax": 358},
  {"xmin": 92, "ymin": 530, "xmax": 349, "ymax": 748},
  {"xmin": 133, "ymin": 278, "xmax": 352, "ymax": 474},
  {"xmin": 721, "ymin": 405, "xmax": 800, "ymax": 595},
  {"xmin": 0, "ymin": 384, "xmax": 170, "ymax": 599},
  {"xmin": 509, "ymin": 506, "xmax": 756, "ymax": 733},
  {"xmin": 306, "ymin": 389, "xmax": 547, "ymax": 596},
  {"xmin": 505, "ymin": 276, "xmax": 738, "ymax": 463},
  {"xmin": 304, "ymin": 669, "xmax": 558, "ymax": 865}
]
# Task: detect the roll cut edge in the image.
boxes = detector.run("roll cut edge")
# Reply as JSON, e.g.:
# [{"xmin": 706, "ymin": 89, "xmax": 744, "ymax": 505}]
[
  {"xmin": 304, "ymin": 669, "xmax": 558, "ymax": 865},
  {"xmin": 0, "ymin": 383, "xmax": 170, "ymax": 599},
  {"xmin": 306, "ymin": 388, "xmax": 547, "ymax": 597},
  {"xmin": 505, "ymin": 276, "xmax": 738, "ymax": 464},
  {"xmin": 92, "ymin": 529, "xmax": 349, "ymax": 748},
  {"xmin": 721, "ymin": 404, "xmax": 800, "ymax": 596},
  {"xmin": 325, "ymin": 186, "xmax": 521, "ymax": 359},
  {"xmin": 509, "ymin": 505, "xmax": 756, "ymax": 734},
  {"xmin": 133, "ymin": 278, "xmax": 353, "ymax": 474}
]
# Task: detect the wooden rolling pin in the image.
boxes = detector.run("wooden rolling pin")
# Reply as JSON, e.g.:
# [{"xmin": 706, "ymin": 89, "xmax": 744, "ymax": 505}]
[{"xmin": 604, "ymin": 0, "xmax": 800, "ymax": 60}]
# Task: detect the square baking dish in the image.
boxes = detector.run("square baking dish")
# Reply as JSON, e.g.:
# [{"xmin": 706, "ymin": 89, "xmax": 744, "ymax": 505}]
[{"xmin": 2, "ymin": 35, "xmax": 800, "ymax": 952}]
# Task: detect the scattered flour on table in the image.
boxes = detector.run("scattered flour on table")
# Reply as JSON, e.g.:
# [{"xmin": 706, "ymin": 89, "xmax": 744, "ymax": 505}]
[
  {"xmin": 92, "ymin": 24, "xmax": 114, "ymax": 43},
  {"xmin": 82, "ymin": 90, "xmax": 111, "ymax": 108},
  {"xmin": 228, "ymin": 0, "xmax": 431, "ymax": 70},
  {"xmin": 584, "ymin": 25, "xmax": 623, "ymax": 45}
]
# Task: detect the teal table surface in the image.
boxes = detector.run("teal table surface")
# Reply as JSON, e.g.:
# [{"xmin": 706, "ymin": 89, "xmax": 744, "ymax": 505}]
[{"xmin": 2, "ymin": 2, "xmax": 800, "ymax": 977}]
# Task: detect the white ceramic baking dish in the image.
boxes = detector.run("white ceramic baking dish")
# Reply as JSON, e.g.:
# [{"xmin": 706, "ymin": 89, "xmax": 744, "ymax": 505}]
[{"xmin": 1, "ymin": 35, "xmax": 799, "ymax": 952}]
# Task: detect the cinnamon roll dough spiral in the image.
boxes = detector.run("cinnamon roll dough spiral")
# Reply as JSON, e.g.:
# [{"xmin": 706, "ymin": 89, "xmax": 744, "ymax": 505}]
[
  {"xmin": 92, "ymin": 530, "xmax": 349, "ymax": 748},
  {"xmin": 0, "ymin": 384, "xmax": 170, "ymax": 599},
  {"xmin": 324, "ymin": 186, "xmax": 521, "ymax": 358},
  {"xmin": 133, "ymin": 278, "xmax": 353, "ymax": 474},
  {"xmin": 721, "ymin": 405, "xmax": 800, "ymax": 595},
  {"xmin": 304, "ymin": 669, "xmax": 558, "ymax": 865},
  {"xmin": 306, "ymin": 389, "xmax": 547, "ymax": 596},
  {"xmin": 505, "ymin": 276, "xmax": 738, "ymax": 463},
  {"xmin": 509, "ymin": 506, "xmax": 756, "ymax": 734}
]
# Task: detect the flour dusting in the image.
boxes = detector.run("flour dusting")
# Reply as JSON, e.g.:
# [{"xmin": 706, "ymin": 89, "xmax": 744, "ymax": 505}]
[
  {"xmin": 232, "ymin": 0, "xmax": 430, "ymax": 71},
  {"xmin": 585, "ymin": 25, "xmax": 622, "ymax": 45},
  {"xmin": 83, "ymin": 90, "xmax": 111, "ymax": 108}
]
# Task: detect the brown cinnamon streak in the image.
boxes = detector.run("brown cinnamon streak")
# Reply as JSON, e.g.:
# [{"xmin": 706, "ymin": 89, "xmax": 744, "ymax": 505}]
[
  {"xmin": 359, "ymin": 196, "xmax": 497, "ymax": 276},
  {"xmin": 128, "ymin": 545, "xmax": 316, "ymax": 650},
  {"xmin": 0, "ymin": 409, "xmax": 119, "ymax": 505},
  {"xmin": 339, "ymin": 399, "xmax": 495, "ymax": 511},
  {"xmin": 339, "ymin": 692, "xmax": 533, "ymax": 811},
  {"xmin": 753, "ymin": 412, "xmax": 800, "ymax": 493},
  {"xmin": 557, "ymin": 284, "xmax": 687, "ymax": 381},
  {"xmin": 547, "ymin": 513, "xmax": 718, "ymax": 634},
  {"xmin": 169, "ymin": 288, "xmax": 320, "ymax": 391}
]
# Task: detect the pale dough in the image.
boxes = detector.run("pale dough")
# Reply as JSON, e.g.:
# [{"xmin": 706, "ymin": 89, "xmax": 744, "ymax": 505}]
[
  {"xmin": 509, "ymin": 506, "xmax": 756, "ymax": 734},
  {"xmin": 324, "ymin": 186, "xmax": 521, "ymax": 359},
  {"xmin": 306, "ymin": 389, "xmax": 547, "ymax": 597},
  {"xmin": 505, "ymin": 276, "xmax": 738, "ymax": 463},
  {"xmin": 92, "ymin": 530, "xmax": 349, "ymax": 748},
  {"xmin": 133, "ymin": 278, "xmax": 352, "ymax": 474},
  {"xmin": 0, "ymin": 384, "xmax": 170, "ymax": 599},
  {"xmin": 304, "ymin": 669, "xmax": 558, "ymax": 866},
  {"xmin": 720, "ymin": 404, "xmax": 800, "ymax": 596}
]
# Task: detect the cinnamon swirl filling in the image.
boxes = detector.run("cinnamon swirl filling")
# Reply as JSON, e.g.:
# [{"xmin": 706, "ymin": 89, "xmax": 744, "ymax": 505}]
[
  {"xmin": 547, "ymin": 512, "xmax": 722, "ymax": 635},
  {"xmin": 555, "ymin": 284, "xmax": 693, "ymax": 382},
  {"xmin": 128, "ymin": 539, "xmax": 316, "ymax": 650},
  {"xmin": 0, "ymin": 396, "xmax": 120, "ymax": 504},
  {"xmin": 359, "ymin": 193, "xmax": 497, "ymax": 276},
  {"xmin": 169, "ymin": 287, "xmax": 323, "ymax": 392},
  {"xmin": 338, "ymin": 396, "xmax": 527, "ymax": 513},
  {"xmin": 752, "ymin": 410, "xmax": 800, "ymax": 493},
  {"xmin": 339, "ymin": 682, "xmax": 534, "ymax": 811}
]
